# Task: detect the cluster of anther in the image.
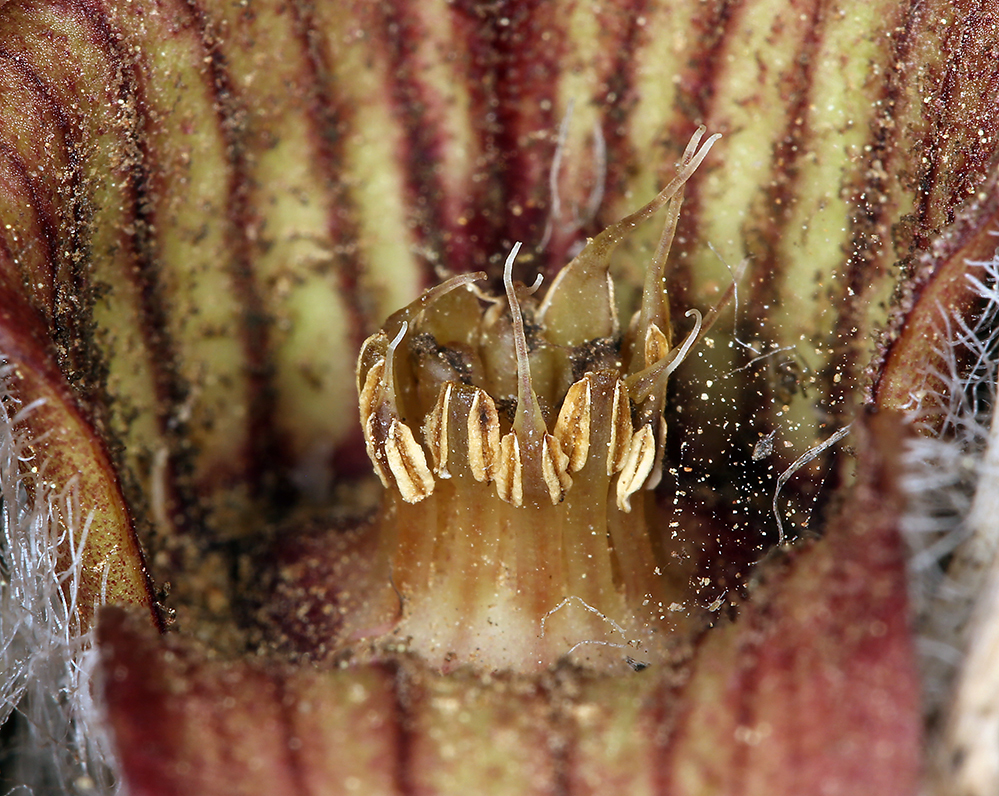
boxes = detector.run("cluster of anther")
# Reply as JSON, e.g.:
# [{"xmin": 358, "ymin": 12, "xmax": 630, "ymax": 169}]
[
  {"xmin": 359, "ymin": 130, "xmax": 717, "ymax": 515},
  {"xmin": 352, "ymin": 129, "xmax": 720, "ymax": 672}
]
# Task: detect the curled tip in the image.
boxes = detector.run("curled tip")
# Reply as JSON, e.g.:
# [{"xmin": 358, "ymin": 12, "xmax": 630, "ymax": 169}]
[
  {"xmin": 667, "ymin": 309, "xmax": 702, "ymax": 376},
  {"xmin": 383, "ymin": 321, "xmax": 408, "ymax": 407},
  {"xmin": 626, "ymin": 309, "xmax": 703, "ymax": 405},
  {"xmin": 385, "ymin": 271, "xmax": 487, "ymax": 336},
  {"xmin": 502, "ymin": 242, "xmax": 524, "ymax": 290},
  {"xmin": 502, "ymin": 245, "xmax": 529, "ymax": 392},
  {"xmin": 686, "ymin": 129, "xmax": 720, "ymax": 165},
  {"xmin": 387, "ymin": 321, "xmax": 408, "ymax": 355},
  {"xmin": 503, "ymin": 243, "xmax": 531, "ymax": 406},
  {"xmin": 627, "ymin": 128, "xmax": 721, "ymax": 236},
  {"xmin": 681, "ymin": 125, "xmax": 707, "ymax": 163}
]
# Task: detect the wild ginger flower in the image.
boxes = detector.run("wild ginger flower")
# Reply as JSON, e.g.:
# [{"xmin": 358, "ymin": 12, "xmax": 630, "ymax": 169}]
[{"xmin": 0, "ymin": 0, "xmax": 997, "ymax": 794}]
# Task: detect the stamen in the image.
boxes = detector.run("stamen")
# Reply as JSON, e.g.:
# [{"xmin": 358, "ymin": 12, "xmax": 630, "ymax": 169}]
[
  {"xmin": 384, "ymin": 271, "xmax": 487, "ymax": 337},
  {"xmin": 633, "ymin": 128, "xmax": 704, "ymax": 343},
  {"xmin": 680, "ymin": 125, "xmax": 705, "ymax": 163},
  {"xmin": 349, "ymin": 131, "xmax": 726, "ymax": 672},
  {"xmin": 635, "ymin": 194, "xmax": 682, "ymax": 368},
  {"xmin": 382, "ymin": 321, "xmax": 409, "ymax": 410},
  {"xmin": 503, "ymin": 243, "xmax": 547, "ymax": 440},
  {"xmin": 540, "ymin": 127, "xmax": 718, "ymax": 350},
  {"xmin": 625, "ymin": 309, "xmax": 703, "ymax": 494},
  {"xmin": 627, "ymin": 309, "xmax": 703, "ymax": 404},
  {"xmin": 600, "ymin": 128, "xmax": 720, "ymax": 253},
  {"xmin": 385, "ymin": 418, "xmax": 435, "ymax": 502},
  {"xmin": 633, "ymin": 129, "xmax": 720, "ymax": 371},
  {"xmin": 467, "ymin": 389, "xmax": 500, "ymax": 482},
  {"xmin": 553, "ymin": 378, "xmax": 592, "ymax": 472},
  {"xmin": 666, "ymin": 309, "xmax": 702, "ymax": 375},
  {"xmin": 617, "ymin": 425, "xmax": 657, "ymax": 512}
]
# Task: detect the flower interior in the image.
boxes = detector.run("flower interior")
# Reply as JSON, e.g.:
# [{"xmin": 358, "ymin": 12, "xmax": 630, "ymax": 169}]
[{"xmin": 281, "ymin": 128, "xmax": 723, "ymax": 674}]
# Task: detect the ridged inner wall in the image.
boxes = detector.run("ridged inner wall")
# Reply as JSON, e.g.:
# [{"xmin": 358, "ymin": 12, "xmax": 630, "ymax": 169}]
[{"xmin": 0, "ymin": 0, "xmax": 997, "ymax": 561}]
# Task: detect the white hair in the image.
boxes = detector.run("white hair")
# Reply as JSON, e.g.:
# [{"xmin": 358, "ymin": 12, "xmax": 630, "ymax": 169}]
[
  {"xmin": 0, "ymin": 369, "xmax": 119, "ymax": 795},
  {"xmin": 899, "ymin": 242, "xmax": 999, "ymax": 792}
]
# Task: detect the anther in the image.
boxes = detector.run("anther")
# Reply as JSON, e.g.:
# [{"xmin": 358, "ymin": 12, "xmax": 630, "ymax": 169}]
[
  {"xmin": 606, "ymin": 379, "xmax": 633, "ymax": 475},
  {"xmin": 616, "ymin": 425, "xmax": 656, "ymax": 512},
  {"xmin": 425, "ymin": 382, "xmax": 452, "ymax": 478},
  {"xmin": 383, "ymin": 271, "xmax": 486, "ymax": 338},
  {"xmin": 467, "ymin": 389, "xmax": 500, "ymax": 483},
  {"xmin": 554, "ymin": 378, "xmax": 592, "ymax": 473},
  {"xmin": 385, "ymin": 418, "xmax": 435, "ymax": 502},
  {"xmin": 498, "ymin": 243, "xmax": 572, "ymax": 505}
]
